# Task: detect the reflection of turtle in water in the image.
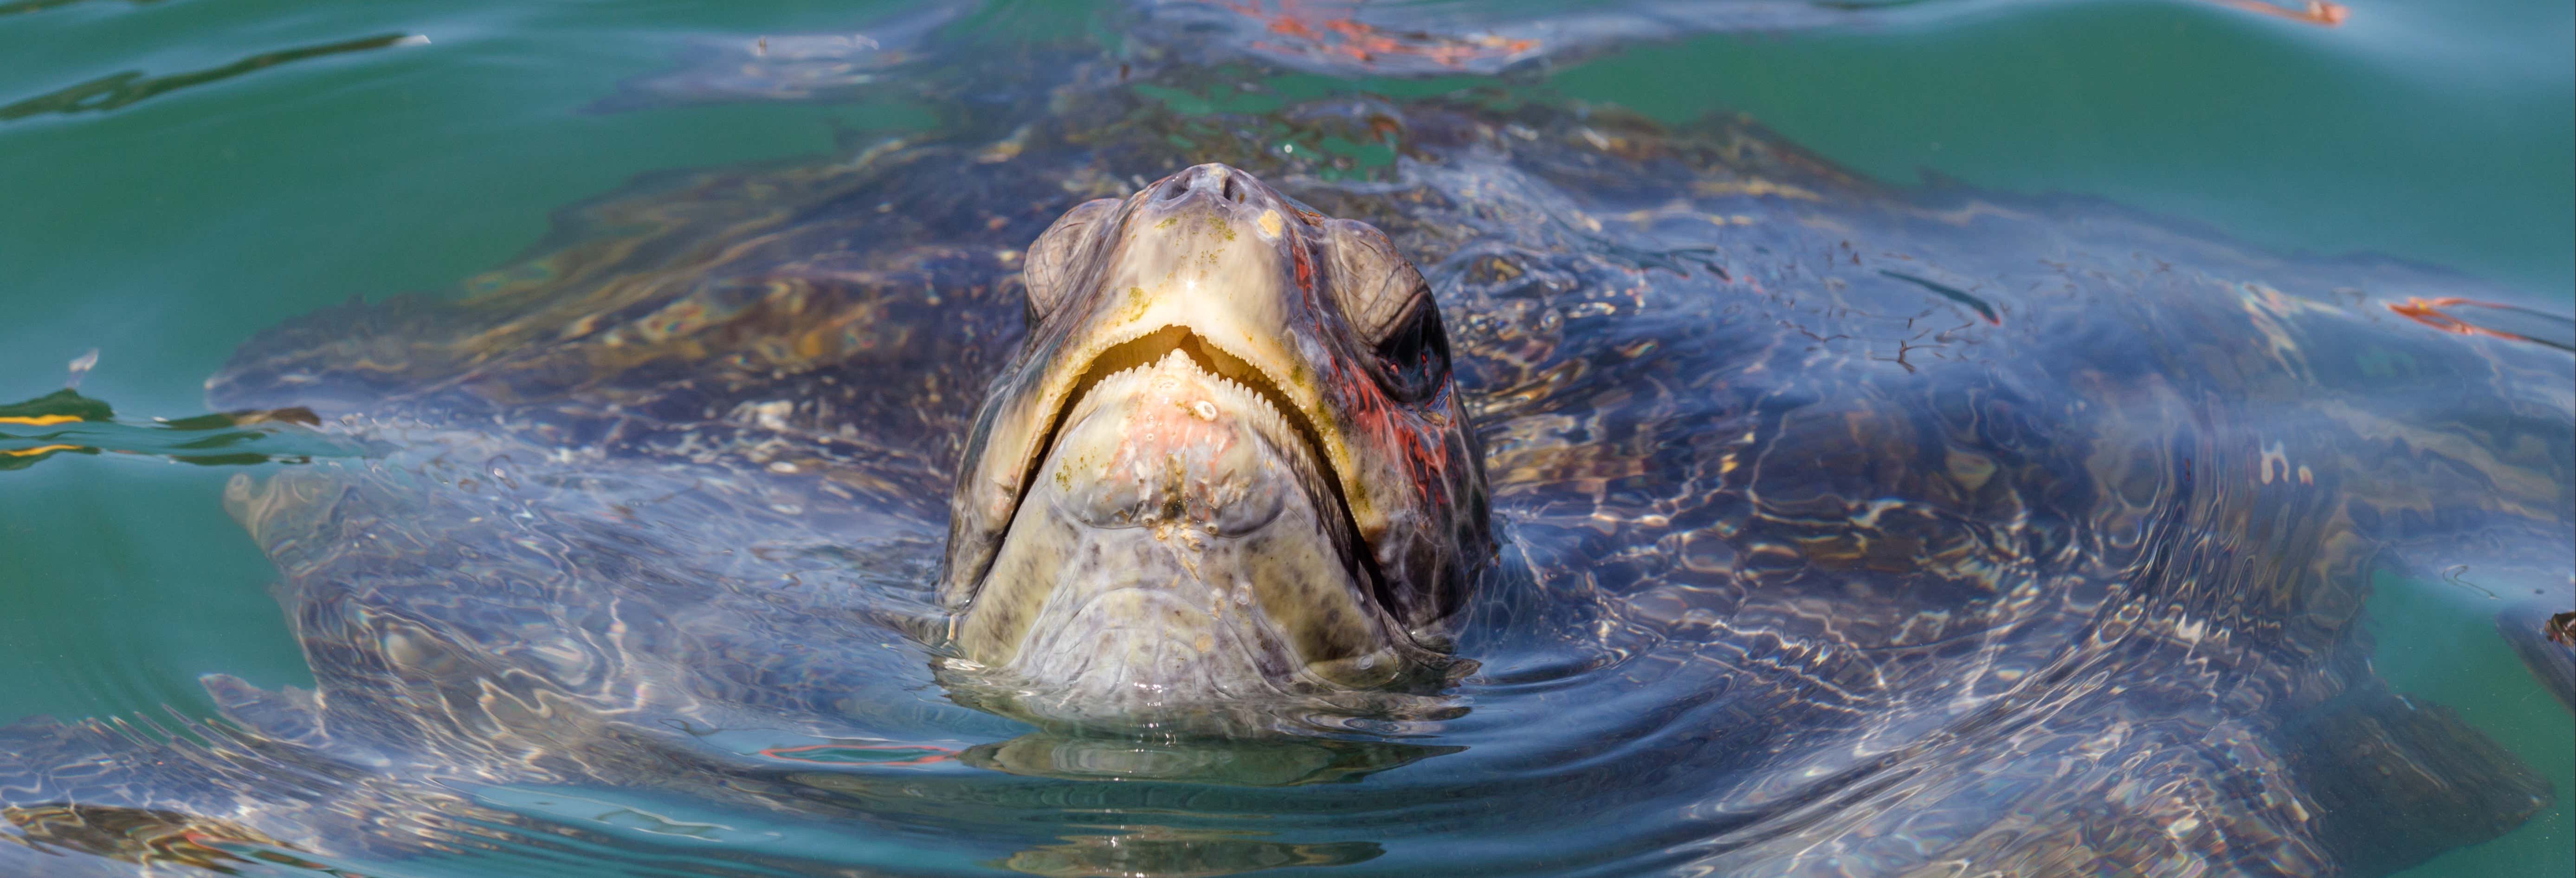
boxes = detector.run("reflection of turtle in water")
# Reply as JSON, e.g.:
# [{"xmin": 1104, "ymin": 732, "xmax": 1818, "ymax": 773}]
[{"xmin": 6, "ymin": 7, "xmax": 2573, "ymax": 878}]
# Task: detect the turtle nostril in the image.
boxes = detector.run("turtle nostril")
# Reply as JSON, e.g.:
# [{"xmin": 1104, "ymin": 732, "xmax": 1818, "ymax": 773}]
[{"xmin": 1220, "ymin": 173, "xmax": 1245, "ymax": 203}]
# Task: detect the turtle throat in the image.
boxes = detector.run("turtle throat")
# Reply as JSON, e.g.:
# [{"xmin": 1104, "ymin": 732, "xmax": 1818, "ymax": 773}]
[{"xmin": 952, "ymin": 328, "xmax": 1404, "ymax": 710}]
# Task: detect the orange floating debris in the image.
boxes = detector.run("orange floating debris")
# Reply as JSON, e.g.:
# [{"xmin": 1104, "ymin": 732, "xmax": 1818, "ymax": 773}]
[
  {"xmin": 1222, "ymin": 0, "xmax": 1540, "ymax": 70},
  {"xmin": 2387, "ymin": 296, "xmax": 2530, "ymax": 342},
  {"xmin": 2202, "ymin": 0, "xmax": 2350, "ymax": 26}
]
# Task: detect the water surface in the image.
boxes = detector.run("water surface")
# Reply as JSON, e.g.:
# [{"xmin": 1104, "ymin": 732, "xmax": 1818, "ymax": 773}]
[{"xmin": 1, "ymin": 1, "xmax": 2569, "ymax": 876}]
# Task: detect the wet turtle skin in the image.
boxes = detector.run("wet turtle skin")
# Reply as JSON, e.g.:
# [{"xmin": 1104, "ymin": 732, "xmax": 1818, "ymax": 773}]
[
  {"xmin": 934, "ymin": 161, "xmax": 1494, "ymax": 726},
  {"xmin": 5, "ymin": 15, "xmax": 2573, "ymax": 878}
]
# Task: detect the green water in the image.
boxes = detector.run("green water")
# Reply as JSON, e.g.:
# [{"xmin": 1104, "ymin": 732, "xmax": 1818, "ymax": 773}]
[{"xmin": 1, "ymin": 0, "xmax": 2568, "ymax": 875}]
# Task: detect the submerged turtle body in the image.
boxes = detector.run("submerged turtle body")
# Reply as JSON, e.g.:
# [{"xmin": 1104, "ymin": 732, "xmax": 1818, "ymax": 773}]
[{"xmin": 6, "ymin": 13, "xmax": 2573, "ymax": 878}]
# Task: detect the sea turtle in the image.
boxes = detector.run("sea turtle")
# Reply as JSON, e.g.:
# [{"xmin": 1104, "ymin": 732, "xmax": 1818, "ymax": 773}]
[{"xmin": 5, "ymin": 4, "xmax": 2571, "ymax": 877}]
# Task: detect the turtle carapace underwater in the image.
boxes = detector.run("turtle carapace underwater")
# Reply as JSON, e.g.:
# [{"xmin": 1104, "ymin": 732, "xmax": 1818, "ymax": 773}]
[{"xmin": 3, "ymin": 6, "xmax": 2571, "ymax": 877}]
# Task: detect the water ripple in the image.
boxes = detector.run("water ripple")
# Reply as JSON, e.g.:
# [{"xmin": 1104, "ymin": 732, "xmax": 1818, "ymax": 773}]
[
  {"xmin": 0, "ymin": 387, "xmax": 362, "ymax": 470},
  {"xmin": 0, "ymin": 32, "xmax": 426, "ymax": 123}
]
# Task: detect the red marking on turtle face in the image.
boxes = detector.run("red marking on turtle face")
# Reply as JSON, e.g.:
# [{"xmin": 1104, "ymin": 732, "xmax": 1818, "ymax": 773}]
[
  {"xmin": 1336, "ymin": 356, "xmax": 1450, "ymax": 507},
  {"xmin": 1392, "ymin": 418, "xmax": 1445, "ymax": 504},
  {"xmin": 1293, "ymin": 235, "xmax": 1316, "ymax": 292}
]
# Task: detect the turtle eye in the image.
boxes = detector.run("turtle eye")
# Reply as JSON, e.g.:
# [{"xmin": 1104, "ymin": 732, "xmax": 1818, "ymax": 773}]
[
  {"xmin": 1372, "ymin": 293, "xmax": 1452, "ymax": 403},
  {"xmin": 1021, "ymin": 198, "xmax": 1118, "ymax": 325},
  {"xmin": 1320, "ymin": 218, "xmax": 1421, "ymax": 334},
  {"xmin": 1319, "ymin": 218, "xmax": 1450, "ymax": 402}
]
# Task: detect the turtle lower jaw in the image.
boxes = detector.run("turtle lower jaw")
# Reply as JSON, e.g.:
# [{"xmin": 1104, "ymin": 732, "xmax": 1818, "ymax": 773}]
[{"xmin": 948, "ymin": 345, "xmax": 1407, "ymax": 708}]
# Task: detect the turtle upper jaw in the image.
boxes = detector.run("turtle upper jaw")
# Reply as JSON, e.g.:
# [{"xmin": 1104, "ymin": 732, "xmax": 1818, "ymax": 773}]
[{"xmin": 953, "ymin": 338, "xmax": 1402, "ymax": 708}]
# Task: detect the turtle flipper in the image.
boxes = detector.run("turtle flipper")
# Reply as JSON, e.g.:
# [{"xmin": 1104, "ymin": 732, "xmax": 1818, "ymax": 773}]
[
  {"xmin": 3, "ymin": 801, "xmax": 287, "ymax": 878},
  {"xmin": 203, "ymin": 292, "xmax": 478, "ymax": 415},
  {"xmin": 1662, "ymin": 628, "xmax": 2550, "ymax": 878},
  {"xmin": 0, "ymin": 711, "xmax": 363, "ymax": 875},
  {"xmin": 0, "ymin": 679, "xmax": 595, "ymax": 876},
  {"xmin": 2277, "ymin": 682, "xmax": 2555, "ymax": 875}
]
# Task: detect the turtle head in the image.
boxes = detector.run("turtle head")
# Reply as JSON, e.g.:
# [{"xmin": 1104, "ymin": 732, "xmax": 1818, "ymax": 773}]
[{"xmin": 939, "ymin": 163, "xmax": 1489, "ymax": 718}]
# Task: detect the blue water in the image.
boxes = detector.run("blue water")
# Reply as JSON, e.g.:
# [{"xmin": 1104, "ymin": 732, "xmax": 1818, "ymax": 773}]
[{"xmin": 1, "ymin": 1, "xmax": 2569, "ymax": 876}]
